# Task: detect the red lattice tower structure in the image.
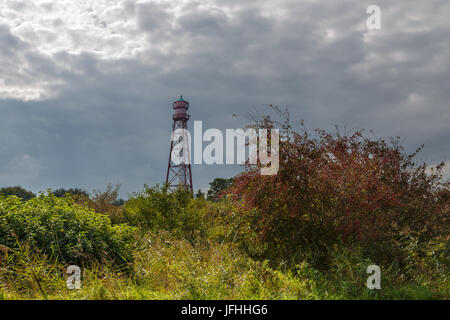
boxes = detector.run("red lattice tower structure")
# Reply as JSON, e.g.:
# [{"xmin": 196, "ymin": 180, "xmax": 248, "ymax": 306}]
[{"xmin": 165, "ymin": 96, "xmax": 193, "ymax": 194}]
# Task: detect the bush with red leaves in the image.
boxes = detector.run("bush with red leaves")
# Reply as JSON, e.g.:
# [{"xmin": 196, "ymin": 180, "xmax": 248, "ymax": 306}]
[{"xmin": 229, "ymin": 108, "xmax": 449, "ymax": 268}]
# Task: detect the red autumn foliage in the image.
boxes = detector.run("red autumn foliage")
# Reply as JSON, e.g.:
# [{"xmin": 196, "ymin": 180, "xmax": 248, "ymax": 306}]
[{"xmin": 229, "ymin": 108, "xmax": 449, "ymax": 266}]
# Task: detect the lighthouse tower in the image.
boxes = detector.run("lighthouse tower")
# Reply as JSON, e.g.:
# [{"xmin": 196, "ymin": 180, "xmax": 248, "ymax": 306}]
[{"xmin": 165, "ymin": 96, "xmax": 193, "ymax": 194}]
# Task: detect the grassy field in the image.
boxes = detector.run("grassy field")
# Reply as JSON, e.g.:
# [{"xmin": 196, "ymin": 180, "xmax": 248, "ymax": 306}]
[
  {"xmin": 0, "ymin": 190, "xmax": 448, "ymax": 300},
  {"xmin": 1, "ymin": 234, "xmax": 448, "ymax": 300}
]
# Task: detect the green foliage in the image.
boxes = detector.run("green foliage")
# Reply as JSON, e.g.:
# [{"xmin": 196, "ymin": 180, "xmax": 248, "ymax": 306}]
[
  {"xmin": 195, "ymin": 189, "xmax": 206, "ymax": 199},
  {"xmin": 0, "ymin": 193, "xmax": 136, "ymax": 267},
  {"xmin": 207, "ymin": 178, "xmax": 233, "ymax": 201},
  {"xmin": 51, "ymin": 188, "xmax": 89, "ymax": 198},
  {"xmin": 0, "ymin": 186, "xmax": 35, "ymax": 201},
  {"xmin": 0, "ymin": 242, "xmax": 66, "ymax": 298},
  {"xmin": 83, "ymin": 183, "xmax": 126, "ymax": 224},
  {"xmin": 124, "ymin": 186, "xmax": 207, "ymax": 244},
  {"xmin": 0, "ymin": 230, "xmax": 446, "ymax": 300},
  {"xmin": 0, "ymin": 190, "xmax": 447, "ymax": 299},
  {"xmin": 319, "ymin": 243, "xmax": 449, "ymax": 299}
]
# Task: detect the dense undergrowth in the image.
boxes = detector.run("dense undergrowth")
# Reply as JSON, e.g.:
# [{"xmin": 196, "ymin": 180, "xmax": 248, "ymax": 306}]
[
  {"xmin": 0, "ymin": 112, "xmax": 448, "ymax": 300},
  {"xmin": 0, "ymin": 186, "xmax": 447, "ymax": 299}
]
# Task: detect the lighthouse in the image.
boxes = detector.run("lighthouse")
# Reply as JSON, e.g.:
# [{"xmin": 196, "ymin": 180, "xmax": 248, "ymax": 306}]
[{"xmin": 165, "ymin": 96, "xmax": 193, "ymax": 194}]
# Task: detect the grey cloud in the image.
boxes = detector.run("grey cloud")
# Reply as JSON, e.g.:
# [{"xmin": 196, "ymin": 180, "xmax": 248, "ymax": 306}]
[
  {"xmin": 136, "ymin": 1, "xmax": 172, "ymax": 32},
  {"xmin": 0, "ymin": 0, "xmax": 449, "ymax": 196}
]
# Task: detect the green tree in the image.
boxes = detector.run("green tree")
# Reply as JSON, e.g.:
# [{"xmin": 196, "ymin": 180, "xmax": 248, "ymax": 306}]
[
  {"xmin": 52, "ymin": 188, "xmax": 89, "ymax": 198},
  {"xmin": 0, "ymin": 186, "xmax": 35, "ymax": 201},
  {"xmin": 112, "ymin": 198, "xmax": 125, "ymax": 206},
  {"xmin": 195, "ymin": 189, "xmax": 206, "ymax": 199},
  {"xmin": 207, "ymin": 178, "xmax": 233, "ymax": 201}
]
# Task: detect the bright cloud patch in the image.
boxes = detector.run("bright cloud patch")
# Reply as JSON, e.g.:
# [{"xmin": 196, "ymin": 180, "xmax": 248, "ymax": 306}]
[
  {"xmin": 0, "ymin": 0, "xmax": 147, "ymax": 100},
  {"xmin": 1, "ymin": 0, "xmax": 144, "ymax": 58}
]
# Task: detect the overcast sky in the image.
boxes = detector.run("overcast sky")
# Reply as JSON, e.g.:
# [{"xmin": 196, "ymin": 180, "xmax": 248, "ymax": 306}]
[{"xmin": 0, "ymin": 0, "xmax": 449, "ymax": 197}]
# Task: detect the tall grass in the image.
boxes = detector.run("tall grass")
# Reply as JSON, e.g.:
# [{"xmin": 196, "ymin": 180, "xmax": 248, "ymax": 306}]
[{"xmin": 0, "ymin": 188, "xmax": 448, "ymax": 300}]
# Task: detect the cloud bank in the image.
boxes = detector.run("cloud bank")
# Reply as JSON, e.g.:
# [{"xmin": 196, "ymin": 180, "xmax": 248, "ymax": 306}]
[{"xmin": 0, "ymin": 0, "xmax": 449, "ymax": 195}]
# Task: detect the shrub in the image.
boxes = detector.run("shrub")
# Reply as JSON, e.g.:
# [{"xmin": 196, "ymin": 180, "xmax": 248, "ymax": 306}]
[
  {"xmin": 76, "ymin": 183, "xmax": 127, "ymax": 225},
  {"xmin": 124, "ymin": 186, "xmax": 207, "ymax": 244},
  {"xmin": 0, "ymin": 186, "xmax": 35, "ymax": 201},
  {"xmin": 0, "ymin": 193, "xmax": 136, "ymax": 267},
  {"xmin": 230, "ymin": 107, "xmax": 449, "ymax": 269}
]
